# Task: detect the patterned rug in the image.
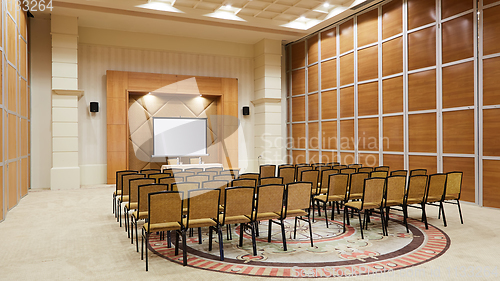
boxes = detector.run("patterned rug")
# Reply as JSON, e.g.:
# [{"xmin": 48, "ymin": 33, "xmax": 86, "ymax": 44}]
[{"xmin": 148, "ymin": 210, "xmax": 450, "ymax": 277}]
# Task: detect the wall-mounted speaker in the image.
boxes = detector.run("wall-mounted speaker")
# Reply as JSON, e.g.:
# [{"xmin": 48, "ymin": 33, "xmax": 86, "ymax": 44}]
[
  {"xmin": 90, "ymin": 102, "xmax": 99, "ymax": 113},
  {"xmin": 242, "ymin": 106, "xmax": 250, "ymax": 116}
]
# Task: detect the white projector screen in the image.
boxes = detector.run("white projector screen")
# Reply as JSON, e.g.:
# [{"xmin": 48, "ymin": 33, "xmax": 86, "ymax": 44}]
[{"xmin": 153, "ymin": 117, "xmax": 208, "ymax": 157}]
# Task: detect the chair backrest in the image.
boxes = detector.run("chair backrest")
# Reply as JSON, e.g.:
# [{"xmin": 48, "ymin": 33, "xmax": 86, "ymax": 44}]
[
  {"xmin": 326, "ymin": 162, "xmax": 340, "ymax": 167},
  {"xmin": 158, "ymin": 176, "xmax": 179, "ymax": 188},
  {"xmin": 146, "ymin": 191, "xmax": 183, "ymax": 232},
  {"xmin": 254, "ymin": 184, "xmax": 285, "ymax": 217},
  {"xmin": 390, "ymin": 170, "xmax": 408, "ymax": 177},
  {"xmin": 173, "ymin": 172, "xmax": 195, "ymax": 181},
  {"xmin": 327, "ymin": 173, "xmax": 349, "ymax": 199},
  {"xmin": 406, "ymin": 175, "xmax": 429, "ymax": 203},
  {"xmin": 319, "ymin": 169, "xmax": 337, "ymax": 189},
  {"xmin": 410, "ymin": 169, "xmax": 427, "ymax": 176},
  {"xmin": 214, "ymin": 175, "xmax": 233, "ymax": 182},
  {"xmin": 221, "ymin": 169, "xmax": 239, "ymax": 179},
  {"xmin": 185, "ymin": 168, "xmax": 203, "ymax": 174},
  {"xmin": 332, "ymin": 165, "xmax": 347, "ymax": 172},
  {"xmin": 358, "ymin": 167, "xmax": 373, "ymax": 173},
  {"xmin": 137, "ymin": 183, "xmax": 170, "ymax": 213},
  {"xmin": 186, "ymin": 188, "xmax": 220, "ymax": 224},
  {"xmin": 260, "ymin": 177, "xmax": 283, "ymax": 185},
  {"xmin": 122, "ymin": 173, "xmax": 146, "ymax": 198},
  {"xmin": 186, "ymin": 175, "xmax": 210, "ymax": 185},
  {"xmin": 189, "ymin": 158, "xmax": 201, "ymax": 164},
  {"xmin": 140, "ymin": 169, "xmax": 161, "ymax": 176},
  {"xmin": 385, "ymin": 175, "xmax": 406, "ymax": 203},
  {"xmin": 278, "ymin": 164, "xmax": 294, "ymax": 168},
  {"xmin": 171, "ymin": 182, "xmax": 199, "ymax": 193},
  {"xmin": 348, "ymin": 164, "xmax": 362, "ymax": 170},
  {"xmin": 231, "ymin": 178, "xmax": 257, "ymax": 188},
  {"xmin": 340, "ymin": 168, "xmax": 357, "ymax": 175},
  {"xmin": 197, "ymin": 171, "xmax": 218, "ymax": 180},
  {"xmin": 239, "ymin": 173, "xmax": 260, "ymax": 182},
  {"xmin": 374, "ymin": 166, "xmax": 390, "ymax": 171},
  {"xmin": 116, "ymin": 170, "xmax": 137, "ymax": 193},
  {"xmin": 370, "ymin": 171, "xmax": 388, "ymax": 178},
  {"xmin": 445, "ymin": 171, "xmax": 463, "ymax": 199},
  {"xmin": 205, "ymin": 167, "xmax": 223, "ymax": 173},
  {"xmin": 259, "ymin": 165, "xmax": 276, "ymax": 178},
  {"xmin": 348, "ymin": 172, "xmax": 369, "ymax": 197},
  {"xmin": 311, "ymin": 163, "xmax": 326, "ymax": 170},
  {"xmin": 425, "ymin": 174, "xmax": 447, "ymax": 202},
  {"xmin": 296, "ymin": 166, "xmax": 313, "ymax": 181},
  {"xmin": 286, "ymin": 182, "xmax": 312, "ymax": 213},
  {"xmin": 361, "ymin": 178, "xmax": 386, "ymax": 209},
  {"xmin": 202, "ymin": 180, "xmax": 229, "ymax": 204},
  {"xmin": 278, "ymin": 166, "xmax": 296, "ymax": 185},
  {"xmin": 129, "ymin": 178, "xmax": 156, "ymax": 204},
  {"xmin": 301, "ymin": 170, "xmax": 319, "ymax": 190},
  {"xmin": 162, "ymin": 171, "xmax": 173, "ymax": 177},
  {"xmin": 167, "ymin": 158, "xmax": 178, "ymax": 165},
  {"xmin": 222, "ymin": 187, "xmax": 254, "ymax": 223},
  {"xmin": 149, "ymin": 173, "xmax": 170, "ymax": 183},
  {"xmin": 169, "ymin": 168, "xmax": 182, "ymax": 174}
]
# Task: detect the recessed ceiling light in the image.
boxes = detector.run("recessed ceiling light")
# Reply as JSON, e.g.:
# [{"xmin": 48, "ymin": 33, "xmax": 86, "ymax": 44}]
[
  {"xmin": 136, "ymin": 0, "xmax": 183, "ymax": 13},
  {"xmin": 323, "ymin": 3, "xmax": 329, "ymax": 7},
  {"xmin": 225, "ymin": 4, "xmax": 231, "ymax": 9}
]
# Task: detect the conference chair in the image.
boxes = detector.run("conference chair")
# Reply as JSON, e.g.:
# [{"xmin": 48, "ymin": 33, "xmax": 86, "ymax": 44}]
[
  {"xmin": 197, "ymin": 171, "xmax": 218, "ymax": 180},
  {"xmin": 173, "ymin": 171, "xmax": 195, "ymax": 181},
  {"xmin": 318, "ymin": 169, "xmax": 337, "ymax": 194},
  {"xmin": 332, "ymin": 165, "xmax": 347, "ymax": 173},
  {"xmin": 142, "ymin": 191, "xmax": 184, "ymax": 271},
  {"xmin": 404, "ymin": 175, "xmax": 429, "ymax": 229},
  {"xmin": 296, "ymin": 166, "xmax": 313, "ymax": 181},
  {"xmin": 202, "ymin": 180, "xmax": 230, "ymax": 211},
  {"xmin": 374, "ymin": 166, "xmax": 390, "ymax": 172},
  {"xmin": 343, "ymin": 178, "xmax": 387, "ymax": 239},
  {"xmin": 132, "ymin": 183, "xmax": 170, "ymax": 252},
  {"xmin": 423, "ymin": 174, "xmax": 448, "ymax": 229},
  {"xmin": 358, "ymin": 167, "xmax": 373, "ymax": 173},
  {"xmin": 384, "ymin": 175, "xmax": 408, "ymax": 233},
  {"xmin": 214, "ymin": 174, "xmax": 233, "ymax": 182},
  {"xmin": 140, "ymin": 169, "xmax": 161, "ymax": 176},
  {"xmin": 347, "ymin": 172, "xmax": 370, "ymax": 202},
  {"xmin": 205, "ymin": 167, "xmax": 223, "ymax": 174},
  {"xmin": 439, "ymin": 172, "xmax": 464, "ymax": 224},
  {"xmin": 217, "ymin": 187, "xmax": 256, "ymax": 257},
  {"xmin": 313, "ymin": 173, "xmax": 349, "ymax": 227},
  {"xmin": 348, "ymin": 164, "xmax": 362, "ymax": 171},
  {"xmin": 167, "ymin": 158, "xmax": 179, "ymax": 165},
  {"xmin": 158, "ymin": 176, "xmax": 182, "ymax": 188},
  {"xmin": 114, "ymin": 170, "xmax": 137, "ymax": 216},
  {"xmin": 370, "ymin": 171, "xmax": 388, "ymax": 178},
  {"xmin": 171, "ymin": 182, "xmax": 200, "ymax": 193},
  {"xmin": 126, "ymin": 178, "xmax": 155, "ymax": 240},
  {"xmin": 231, "ymin": 178, "xmax": 257, "ymax": 189},
  {"xmin": 311, "ymin": 163, "xmax": 326, "ymax": 170},
  {"xmin": 390, "ymin": 170, "xmax": 408, "ymax": 177},
  {"xmin": 259, "ymin": 165, "xmax": 276, "ymax": 178},
  {"xmin": 186, "ymin": 175, "xmax": 210, "ymax": 186},
  {"xmin": 169, "ymin": 168, "xmax": 183, "ymax": 174},
  {"xmin": 119, "ymin": 173, "xmax": 146, "ymax": 228},
  {"xmin": 149, "ymin": 173, "xmax": 171, "ymax": 183},
  {"xmin": 340, "ymin": 168, "xmax": 356, "ymax": 175},
  {"xmin": 284, "ymin": 182, "xmax": 314, "ymax": 247},
  {"xmin": 409, "ymin": 169, "xmax": 427, "ymax": 176},
  {"xmin": 259, "ymin": 177, "xmax": 283, "ymax": 185},
  {"xmin": 301, "ymin": 170, "xmax": 320, "ymax": 196},
  {"xmin": 185, "ymin": 168, "xmax": 203, "ymax": 174},
  {"xmin": 239, "ymin": 173, "xmax": 260, "ymax": 184},
  {"xmin": 326, "ymin": 162, "xmax": 340, "ymax": 167},
  {"xmin": 278, "ymin": 164, "xmax": 294, "ymax": 168},
  {"xmin": 189, "ymin": 158, "xmax": 201, "ymax": 164},
  {"xmin": 162, "ymin": 170, "xmax": 173, "ymax": 177},
  {"xmin": 278, "ymin": 166, "xmax": 295, "ymax": 185},
  {"xmin": 221, "ymin": 169, "xmax": 239, "ymax": 179}
]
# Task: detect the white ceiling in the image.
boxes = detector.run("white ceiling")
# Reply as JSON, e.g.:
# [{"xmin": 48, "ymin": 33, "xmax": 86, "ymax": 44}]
[{"xmin": 34, "ymin": 0, "xmax": 383, "ymax": 44}]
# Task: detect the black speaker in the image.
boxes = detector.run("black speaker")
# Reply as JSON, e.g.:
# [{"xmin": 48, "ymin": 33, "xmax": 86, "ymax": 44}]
[
  {"xmin": 242, "ymin": 106, "xmax": 250, "ymax": 116},
  {"xmin": 90, "ymin": 102, "xmax": 99, "ymax": 113}
]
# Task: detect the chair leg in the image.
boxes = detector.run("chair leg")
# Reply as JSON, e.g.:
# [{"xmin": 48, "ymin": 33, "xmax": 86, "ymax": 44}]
[
  {"xmin": 312, "ymin": 199, "xmax": 315, "ymax": 222},
  {"xmin": 380, "ymin": 208, "xmax": 387, "ymax": 236},
  {"xmin": 280, "ymin": 219, "xmax": 287, "ymax": 251},
  {"xmin": 175, "ymin": 230, "xmax": 180, "ymax": 256},
  {"xmin": 457, "ymin": 199, "xmax": 464, "ymax": 224},
  {"xmin": 403, "ymin": 204, "xmax": 409, "ymax": 233},
  {"xmin": 251, "ymin": 223, "xmax": 257, "ymax": 256},
  {"xmin": 385, "ymin": 207, "xmax": 390, "ymax": 227},
  {"xmin": 209, "ymin": 226, "xmax": 213, "ymax": 251},
  {"xmin": 198, "ymin": 227, "xmax": 202, "ymax": 244},
  {"xmin": 130, "ymin": 217, "xmax": 134, "ymax": 245},
  {"xmin": 336, "ymin": 202, "xmax": 341, "ymax": 215},
  {"xmin": 358, "ymin": 210, "xmax": 364, "ymax": 239},
  {"xmin": 113, "ymin": 195, "xmax": 116, "ymax": 215},
  {"xmin": 182, "ymin": 229, "xmax": 187, "ymax": 266},
  {"xmin": 343, "ymin": 206, "xmax": 347, "ymax": 233},
  {"xmin": 440, "ymin": 201, "xmax": 447, "ymax": 227},
  {"xmin": 294, "ymin": 217, "xmax": 298, "ymax": 239},
  {"xmin": 145, "ymin": 232, "xmax": 149, "ymax": 271},
  {"xmin": 141, "ymin": 229, "xmax": 144, "ymax": 260},
  {"xmin": 324, "ymin": 201, "xmax": 329, "ymax": 228},
  {"xmin": 268, "ymin": 220, "xmax": 272, "ymax": 242},
  {"xmin": 226, "ymin": 224, "xmax": 231, "ymax": 240},
  {"xmin": 307, "ymin": 216, "xmax": 314, "ymax": 247},
  {"xmin": 317, "ymin": 199, "xmax": 321, "ymax": 216},
  {"xmin": 331, "ymin": 201, "xmax": 335, "ymax": 221},
  {"xmin": 255, "ymin": 222, "xmax": 259, "ymax": 237},
  {"xmin": 167, "ymin": 231, "xmax": 171, "ymax": 248},
  {"xmin": 438, "ymin": 204, "xmax": 442, "ymax": 219},
  {"xmin": 422, "ymin": 203, "xmax": 428, "ymax": 230},
  {"xmin": 218, "ymin": 226, "xmax": 224, "ymax": 261},
  {"xmin": 136, "ymin": 219, "xmax": 139, "ymax": 252},
  {"xmin": 125, "ymin": 207, "xmax": 128, "ymax": 234},
  {"xmin": 118, "ymin": 201, "xmax": 122, "ymax": 225},
  {"xmin": 239, "ymin": 224, "xmax": 244, "ymax": 247}
]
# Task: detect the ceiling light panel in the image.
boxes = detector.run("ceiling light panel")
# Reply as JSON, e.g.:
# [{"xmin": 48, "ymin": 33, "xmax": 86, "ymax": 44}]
[{"xmin": 265, "ymin": 4, "xmax": 289, "ymax": 13}]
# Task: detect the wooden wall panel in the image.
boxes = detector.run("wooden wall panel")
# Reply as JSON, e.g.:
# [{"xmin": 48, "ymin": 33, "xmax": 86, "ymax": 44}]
[
  {"xmin": 0, "ymin": 113, "xmax": 2, "ymax": 161},
  {"xmin": 409, "ymin": 113, "xmax": 437, "ymax": 153},
  {"xmin": 128, "ymin": 73, "xmax": 163, "ymax": 91},
  {"xmin": 408, "ymin": 0, "xmax": 436, "ymax": 30},
  {"xmin": 483, "ymin": 108, "xmax": 500, "ymax": 156},
  {"xmin": 382, "ymin": 0, "xmax": 403, "ymax": 39},
  {"xmin": 292, "ymin": 123, "xmax": 306, "ymax": 149},
  {"xmin": 320, "ymin": 28, "xmax": 336, "ymax": 59},
  {"xmin": 340, "ymin": 152, "xmax": 355, "ymax": 165},
  {"xmin": 483, "ymin": 0, "xmax": 498, "ymax": 5},
  {"xmin": 483, "ymin": 160, "xmax": 500, "ymax": 208},
  {"xmin": 308, "ymin": 64, "xmax": 318, "ymax": 93},
  {"xmin": 340, "ymin": 86, "xmax": 354, "ymax": 118},
  {"xmin": 292, "ymin": 69, "xmax": 306, "ymax": 96},
  {"xmin": 321, "ymin": 59, "xmax": 337, "ymax": 90},
  {"xmin": 358, "ymin": 118, "xmax": 379, "ymax": 151},
  {"xmin": 307, "ymin": 35, "xmax": 319, "ymax": 64},
  {"xmin": 292, "ymin": 96, "xmax": 306, "ymax": 122},
  {"xmin": 358, "ymin": 46, "xmax": 378, "ymax": 82},
  {"xmin": 308, "ymin": 93, "xmax": 318, "ymax": 121},
  {"xmin": 359, "ymin": 153, "xmax": 379, "ymax": 167},
  {"xmin": 8, "ymin": 114, "xmax": 17, "ymax": 160},
  {"xmin": 383, "ymin": 76, "xmax": 403, "ymax": 113},
  {"xmin": 309, "ymin": 122, "xmax": 319, "ymax": 149},
  {"xmin": 442, "ymin": 0, "xmax": 473, "ymax": 19},
  {"xmin": 8, "ymin": 65, "xmax": 16, "ymax": 113},
  {"xmin": 408, "ymin": 69, "xmax": 436, "ymax": 111},
  {"xmin": 292, "ymin": 41, "xmax": 306, "ymax": 69},
  {"xmin": 21, "ymin": 80, "xmax": 27, "ymax": 117},
  {"xmin": 382, "ymin": 37, "xmax": 403, "ymax": 76},
  {"xmin": 409, "ymin": 155, "xmax": 437, "ymax": 175},
  {"xmin": 21, "ymin": 158, "xmax": 27, "ymax": 197},
  {"xmin": 339, "ymin": 53, "xmax": 354, "ymax": 86},
  {"xmin": 442, "ymin": 61, "xmax": 475, "ymax": 108},
  {"xmin": 383, "ymin": 115, "xmax": 404, "ymax": 152},
  {"xmin": 358, "ymin": 82, "xmax": 378, "ymax": 116},
  {"xmin": 483, "ymin": 57, "xmax": 500, "ymax": 106},
  {"xmin": 7, "ymin": 17, "xmax": 15, "ymax": 66},
  {"xmin": 442, "ymin": 14, "xmax": 474, "ymax": 64},
  {"xmin": 443, "ymin": 157, "xmax": 475, "ymax": 203},
  {"xmin": 8, "ymin": 161, "xmax": 17, "ymax": 210},
  {"xmin": 308, "ymin": 151, "xmax": 320, "ymax": 164},
  {"xmin": 339, "ymin": 19, "xmax": 354, "ymax": 54},
  {"xmin": 321, "ymin": 90, "xmax": 337, "ymax": 120},
  {"xmin": 357, "ymin": 9, "xmax": 378, "ymax": 47},
  {"xmin": 443, "ymin": 110, "xmax": 474, "ymax": 154},
  {"xmin": 340, "ymin": 120, "xmax": 355, "ymax": 150},
  {"xmin": 483, "ymin": 5, "xmax": 500, "ymax": 56},
  {"xmin": 408, "ymin": 26, "xmax": 436, "ymax": 71},
  {"xmin": 21, "ymin": 119, "xmax": 27, "ymax": 156},
  {"xmin": 292, "ymin": 150, "xmax": 306, "ymax": 164},
  {"xmin": 322, "ymin": 121, "xmax": 337, "ymax": 149},
  {"xmin": 321, "ymin": 151, "xmax": 338, "ymax": 163},
  {"xmin": 20, "ymin": 39, "xmax": 27, "ymax": 78},
  {"xmin": 383, "ymin": 154, "xmax": 405, "ymax": 171}
]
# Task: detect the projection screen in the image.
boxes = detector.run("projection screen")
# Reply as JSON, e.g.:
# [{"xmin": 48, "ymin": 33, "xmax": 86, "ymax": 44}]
[{"xmin": 152, "ymin": 117, "xmax": 208, "ymax": 157}]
